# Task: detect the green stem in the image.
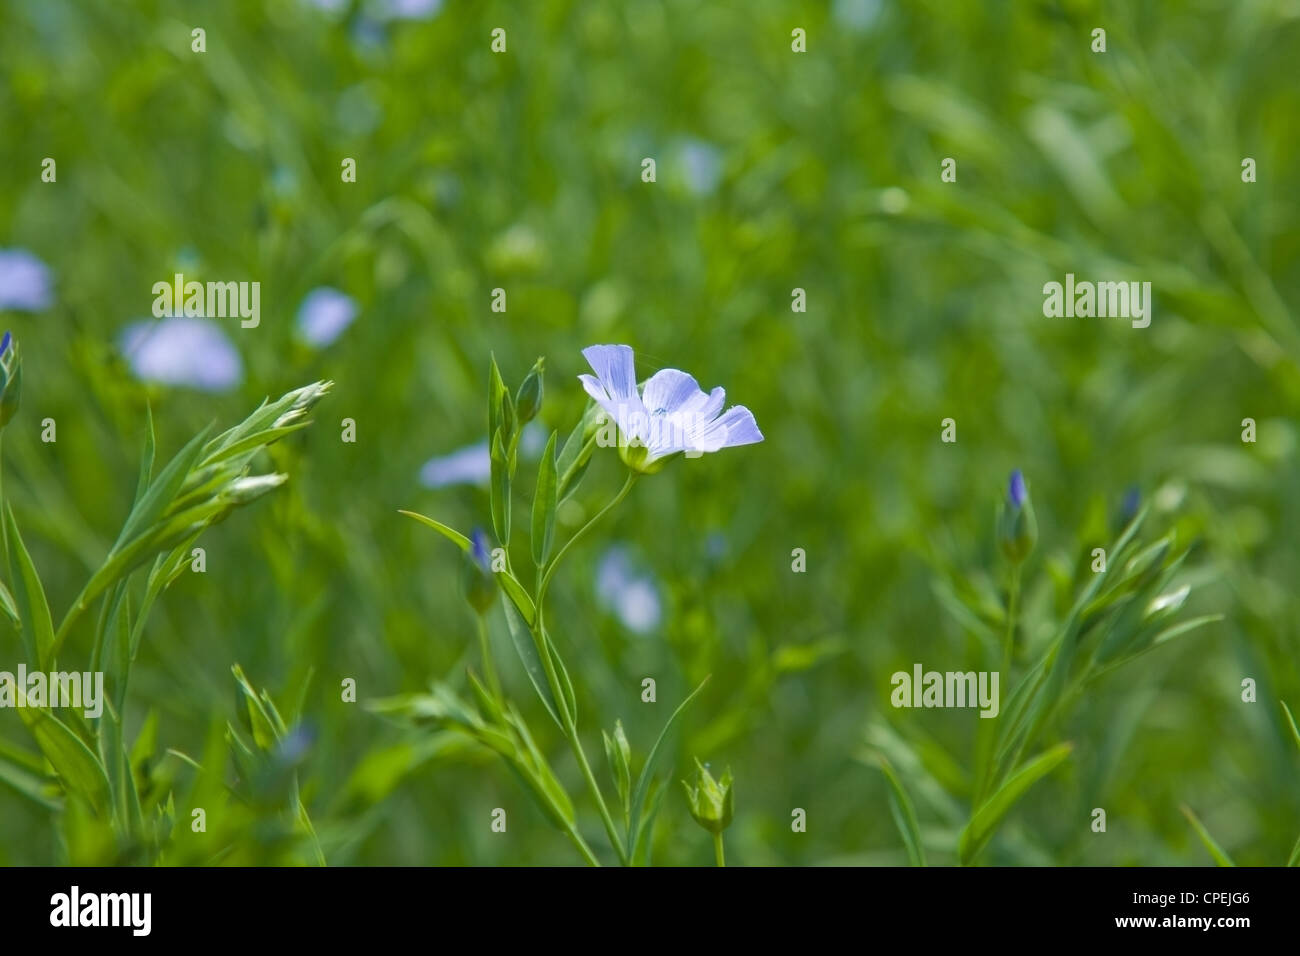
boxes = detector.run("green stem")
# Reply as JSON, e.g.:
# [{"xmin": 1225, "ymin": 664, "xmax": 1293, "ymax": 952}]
[
  {"xmin": 713, "ymin": 831, "xmax": 726, "ymax": 867},
  {"xmin": 476, "ymin": 614, "xmax": 502, "ymax": 701},
  {"xmin": 1000, "ymin": 566, "xmax": 1021, "ymax": 682},
  {"xmin": 565, "ymin": 823, "xmax": 602, "ymax": 866},
  {"xmin": 525, "ymin": 619, "xmax": 627, "ymax": 864},
  {"xmin": 527, "ymin": 472, "xmax": 637, "ymax": 866},
  {"xmin": 567, "ymin": 726, "xmax": 628, "ymax": 864},
  {"xmin": 537, "ymin": 471, "xmax": 636, "ymax": 607},
  {"xmin": 976, "ymin": 564, "xmax": 1022, "ymax": 804}
]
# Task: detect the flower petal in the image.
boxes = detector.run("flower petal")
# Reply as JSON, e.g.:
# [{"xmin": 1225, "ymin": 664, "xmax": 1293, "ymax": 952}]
[
  {"xmin": 641, "ymin": 368, "xmax": 705, "ymax": 415},
  {"xmin": 581, "ymin": 344, "xmax": 639, "ymax": 404},
  {"xmin": 681, "ymin": 385, "xmax": 726, "ymax": 421},
  {"xmin": 717, "ymin": 405, "xmax": 764, "ymax": 447},
  {"xmin": 580, "ymin": 372, "xmax": 645, "ymax": 441},
  {"xmin": 675, "ymin": 404, "xmax": 762, "ymax": 456}
]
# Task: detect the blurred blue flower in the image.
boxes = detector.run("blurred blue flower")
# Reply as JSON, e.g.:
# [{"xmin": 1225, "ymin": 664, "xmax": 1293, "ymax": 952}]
[
  {"xmin": 596, "ymin": 546, "xmax": 662, "ymax": 634},
  {"xmin": 678, "ymin": 139, "xmax": 722, "ymax": 197},
  {"xmin": 419, "ymin": 422, "xmax": 548, "ymax": 489},
  {"xmin": 463, "ymin": 527, "xmax": 497, "ymax": 613},
  {"xmin": 1121, "ymin": 485, "xmax": 1141, "ymax": 520},
  {"xmin": 469, "ymin": 528, "xmax": 492, "ymax": 572},
  {"xmin": 1114, "ymin": 485, "xmax": 1142, "ymax": 531},
  {"xmin": 375, "ymin": 0, "xmax": 443, "ymax": 21},
  {"xmin": 421, "ymin": 440, "xmax": 490, "ymax": 488},
  {"xmin": 119, "ymin": 317, "xmax": 243, "ymax": 392},
  {"xmin": 705, "ymin": 531, "xmax": 728, "ymax": 562},
  {"xmin": 296, "ymin": 287, "xmax": 358, "ymax": 347},
  {"xmin": 833, "ymin": 0, "xmax": 883, "ymax": 32},
  {"xmin": 0, "ymin": 249, "xmax": 53, "ymax": 311},
  {"xmin": 1008, "ymin": 468, "xmax": 1027, "ymax": 509},
  {"xmin": 275, "ymin": 724, "xmax": 316, "ymax": 767}
]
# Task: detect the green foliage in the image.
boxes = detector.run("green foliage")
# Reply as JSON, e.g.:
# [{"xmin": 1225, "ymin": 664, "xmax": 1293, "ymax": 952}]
[{"xmin": 1, "ymin": 0, "xmax": 1297, "ymax": 866}]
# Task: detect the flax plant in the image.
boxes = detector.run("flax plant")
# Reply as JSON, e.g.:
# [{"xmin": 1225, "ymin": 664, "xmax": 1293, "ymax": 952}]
[
  {"xmin": 0, "ymin": 340, "xmax": 330, "ymax": 864},
  {"xmin": 865, "ymin": 471, "xmax": 1222, "ymax": 866},
  {"xmin": 386, "ymin": 345, "xmax": 761, "ymax": 865}
]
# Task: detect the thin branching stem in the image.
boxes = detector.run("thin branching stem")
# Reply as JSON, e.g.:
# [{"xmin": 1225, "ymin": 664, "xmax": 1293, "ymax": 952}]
[
  {"xmin": 476, "ymin": 614, "xmax": 502, "ymax": 701},
  {"xmin": 528, "ymin": 470, "xmax": 639, "ymax": 866}
]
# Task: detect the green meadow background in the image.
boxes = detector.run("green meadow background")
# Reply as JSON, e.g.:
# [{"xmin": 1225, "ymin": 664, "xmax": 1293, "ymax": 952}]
[{"xmin": 0, "ymin": 0, "xmax": 1297, "ymax": 865}]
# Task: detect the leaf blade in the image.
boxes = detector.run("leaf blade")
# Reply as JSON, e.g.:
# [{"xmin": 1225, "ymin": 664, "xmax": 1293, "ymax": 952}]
[
  {"xmin": 628, "ymin": 675, "xmax": 711, "ymax": 858},
  {"xmin": 531, "ymin": 431, "xmax": 559, "ymax": 567},
  {"xmin": 959, "ymin": 742, "xmax": 1073, "ymax": 865},
  {"xmin": 398, "ymin": 510, "xmax": 471, "ymax": 552}
]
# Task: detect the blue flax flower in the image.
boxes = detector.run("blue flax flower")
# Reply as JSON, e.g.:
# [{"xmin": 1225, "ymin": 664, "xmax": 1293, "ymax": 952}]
[{"xmin": 578, "ymin": 344, "xmax": 763, "ymax": 473}]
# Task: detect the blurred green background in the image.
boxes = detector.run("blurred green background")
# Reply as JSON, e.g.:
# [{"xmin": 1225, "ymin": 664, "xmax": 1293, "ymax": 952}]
[{"xmin": 0, "ymin": 0, "xmax": 1297, "ymax": 865}]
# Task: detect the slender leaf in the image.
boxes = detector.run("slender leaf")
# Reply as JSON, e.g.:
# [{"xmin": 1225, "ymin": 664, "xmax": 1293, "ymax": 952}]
[
  {"xmin": 17, "ymin": 700, "xmax": 112, "ymax": 816},
  {"xmin": 490, "ymin": 428, "xmax": 510, "ymax": 545},
  {"xmin": 132, "ymin": 403, "xmax": 156, "ymax": 509},
  {"xmin": 398, "ymin": 510, "xmax": 471, "ymax": 552},
  {"xmin": 497, "ymin": 570, "xmax": 535, "ymax": 627},
  {"xmin": 874, "ymin": 753, "xmax": 926, "ymax": 866},
  {"xmin": 500, "ymin": 595, "xmax": 561, "ymax": 729},
  {"xmin": 959, "ymin": 742, "xmax": 1073, "ymax": 864},
  {"xmin": 1282, "ymin": 701, "xmax": 1300, "ymax": 754},
  {"xmin": 531, "ymin": 431, "xmax": 559, "ymax": 567},
  {"xmin": 6, "ymin": 504, "xmax": 55, "ymax": 668},
  {"xmin": 0, "ymin": 576, "xmax": 19, "ymax": 629},
  {"xmin": 628, "ymin": 675, "xmax": 711, "ymax": 857},
  {"xmin": 1181, "ymin": 804, "xmax": 1236, "ymax": 866},
  {"xmin": 0, "ymin": 751, "xmax": 60, "ymax": 811}
]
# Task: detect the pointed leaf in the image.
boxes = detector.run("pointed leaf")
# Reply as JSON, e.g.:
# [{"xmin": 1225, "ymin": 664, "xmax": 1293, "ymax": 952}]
[
  {"xmin": 531, "ymin": 431, "xmax": 559, "ymax": 567},
  {"xmin": 6, "ymin": 504, "xmax": 55, "ymax": 668},
  {"xmin": 398, "ymin": 510, "xmax": 471, "ymax": 552},
  {"xmin": 873, "ymin": 753, "xmax": 926, "ymax": 866},
  {"xmin": 1181, "ymin": 804, "xmax": 1236, "ymax": 867},
  {"xmin": 17, "ymin": 701, "xmax": 111, "ymax": 816},
  {"xmin": 500, "ymin": 595, "xmax": 561, "ymax": 729},
  {"xmin": 0, "ymin": 576, "xmax": 20, "ymax": 630},
  {"xmin": 1282, "ymin": 701, "xmax": 1300, "ymax": 754},
  {"xmin": 959, "ymin": 742, "xmax": 1072, "ymax": 864},
  {"xmin": 629, "ymin": 675, "xmax": 711, "ymax": 857}
]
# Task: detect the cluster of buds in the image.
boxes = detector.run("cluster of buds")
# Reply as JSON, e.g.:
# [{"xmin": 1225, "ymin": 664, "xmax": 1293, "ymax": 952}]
[
  {"xmin": 682, "ymin": 759, "xmax": 734, "ymax": 835},
  {"xmin": 72, "ymin": 381, "xmax": 333, "ymax": 622}
]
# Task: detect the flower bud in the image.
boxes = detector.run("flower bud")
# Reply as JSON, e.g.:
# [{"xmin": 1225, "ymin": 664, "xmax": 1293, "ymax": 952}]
[
  {"xmin": 223, "ymin": 472, "xmax": 288, "ymax": 504},
  {"xmin": 1113, "ymin": 485, "xmax": 1141, "ymax": 533},
  {"xmin": 272, "ymin": 379, "xmax": 334, "ymax": 429},
  {"xmin": 463, "ymin": 528, "xmax": 497, "ymax": 615},
  {"xmin": 997, "ymin": 469, "xmax": 1037, "ymax": 564},
  {"xmin": 682, "ymin": 759, "xmax": 734, "ymax": 835},
  {"xmin": 0, "ymin": 331, "xmax": 21, "ymax": 428},
  {"xmin": 514, "ymin": 357, "xmax": 544, "ymax": 425}
]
